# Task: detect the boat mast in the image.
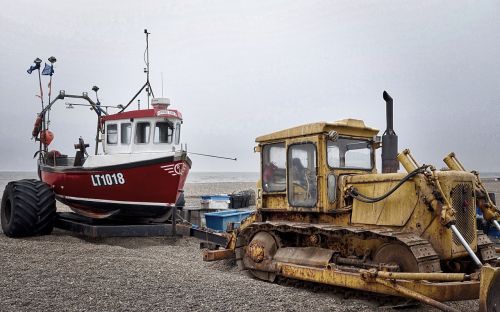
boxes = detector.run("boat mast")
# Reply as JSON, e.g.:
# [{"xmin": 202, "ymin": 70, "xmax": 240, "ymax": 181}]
[
  {"xmin": 92, "ymin": 86, "xmax": 102, "ymax": 155},
  {"xmin": 46, "ymin": 56, "xmax": 57, "ymax": 131},
  {"xmin": 145, "ymin": 29, "xmax": 151, "ymax": 109},
  {"xmin": 118, "ymin": 29, "xmax": 155, "ymax": 113},
  {"xmin": 34, "ymin": 58, "xmax": 44, "ymax": 157}
]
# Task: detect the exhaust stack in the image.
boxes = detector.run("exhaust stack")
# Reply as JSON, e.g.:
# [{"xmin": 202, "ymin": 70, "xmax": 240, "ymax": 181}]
[{"xmin": 382, "ymin": 91, "xmax": 399, "ymax": 173}]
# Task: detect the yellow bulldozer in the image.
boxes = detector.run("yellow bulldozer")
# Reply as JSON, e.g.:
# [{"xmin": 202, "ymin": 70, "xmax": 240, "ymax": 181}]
[{"xmin": 204, "ymin": 91, "xmax": 500, "ymax": 312}]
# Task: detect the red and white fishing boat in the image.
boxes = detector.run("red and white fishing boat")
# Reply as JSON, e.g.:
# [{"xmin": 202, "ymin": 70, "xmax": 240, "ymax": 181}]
[
  {"xmin": 32, "ymin": 31, "xmax": 191, "ymax": 221},
  {"xmin": 38, "ymin": 98, "xmax": 190, "ymax": 220}
]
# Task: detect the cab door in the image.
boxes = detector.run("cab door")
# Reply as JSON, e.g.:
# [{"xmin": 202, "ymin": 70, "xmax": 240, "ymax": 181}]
[{"xmin": 287, "ymin": 142, "xmax": 318, "ymax": 208}]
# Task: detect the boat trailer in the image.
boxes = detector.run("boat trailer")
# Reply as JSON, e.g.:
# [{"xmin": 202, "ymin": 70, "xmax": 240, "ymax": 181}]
[{"xmin": 54, "ymin": 211, "xmax": 231, "ymax": 249}]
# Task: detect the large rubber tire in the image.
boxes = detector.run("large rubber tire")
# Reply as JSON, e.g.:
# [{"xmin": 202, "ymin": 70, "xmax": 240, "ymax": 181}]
[{"xmin": 1, "ymin": 179, "xmax": 56, "ymax": 237}]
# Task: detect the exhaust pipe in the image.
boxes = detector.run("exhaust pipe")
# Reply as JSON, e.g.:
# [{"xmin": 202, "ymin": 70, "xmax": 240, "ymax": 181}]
[{"xmin": 382, "ymin": 91, "xmax": 399, "ymax": 173}]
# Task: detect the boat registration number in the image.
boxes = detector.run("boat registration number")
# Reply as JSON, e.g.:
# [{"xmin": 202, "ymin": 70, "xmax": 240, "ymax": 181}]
[{"xmin": 91, "ymin": 173, "xmax": 125, "ymax": 186}]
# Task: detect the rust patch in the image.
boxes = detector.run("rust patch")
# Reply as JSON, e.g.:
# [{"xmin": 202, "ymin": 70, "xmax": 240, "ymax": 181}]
[{"xmin": 247, "ymin": 241, "xmax": 265, "ymax": 263}]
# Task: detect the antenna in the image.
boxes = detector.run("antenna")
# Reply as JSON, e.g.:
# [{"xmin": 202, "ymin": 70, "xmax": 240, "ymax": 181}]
[
  {"xmin": 145, "ymin": 29, "xmax": 151, "ymax": 109},
  {"xmin": 161, "ymin": 72, "xmax": 164, "ymax": 97},
  {"xmin": 144, "ymin": 29, "xmax": 150, "ymax": 82}
]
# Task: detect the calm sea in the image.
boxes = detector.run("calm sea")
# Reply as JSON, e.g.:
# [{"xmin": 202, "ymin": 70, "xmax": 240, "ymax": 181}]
[
  {"xmin": 1, "ymin": 171, "xmax": 498, "ymax": 191},
  {"xmin": 0, "ymin": 171, "xmax": 260, "ymax": 191}
]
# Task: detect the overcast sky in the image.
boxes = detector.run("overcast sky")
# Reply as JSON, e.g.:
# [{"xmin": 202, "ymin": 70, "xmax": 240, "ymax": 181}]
[{"xmin": 0, "ymin": 1, "xmax": 499, "ymax": 172}]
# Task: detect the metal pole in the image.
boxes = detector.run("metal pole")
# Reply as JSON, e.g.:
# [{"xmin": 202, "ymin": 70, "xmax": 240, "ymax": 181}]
[
  {"xmin": 375, "ymin": 271, "xmax": 470, "ymax": 282},
  {"xmin": 47, "ymin": 56, "xmax": 56, "ymax": 130},
  {"xmin": 450, "ymin": 224, "xmax": 482, "ymax": 267},
  {"xmin": 37, "ymin": 66, "xmax": 47, "ymax": 152},
  {"xmin": 145, "ymin": 29, "xmax": 151, "ymax": 108},
  {"xmin": 145, "ymin": 30, "xmax": 150, "ymax": 86},
  {"xmin": 493, "ymin": 220, "xmax": 500, "ymax": 232},
  {"xmin": 36, "ymin": 66, "xmax": 44, "ymax": 110},
  {"xmin": 95, "ymin": 119, "xmax": 100, "ymax": 155},
  {"xmin": 47, "ymin": 74, "xmax": 52, "ymax": 130},
  {"xmin": 172, "ymin": 206, "xmax": 176, "ymax": 236},
  {"xmin": 118, "ymin": 82, "xmax": 148, "ymax": 112},
  {"xmin": 374, "ymin": 277, "xmax": 460, "ymax": 312}
]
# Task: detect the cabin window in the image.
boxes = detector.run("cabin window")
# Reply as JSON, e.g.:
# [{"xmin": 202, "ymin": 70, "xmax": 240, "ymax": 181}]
[
  {"xmin": 327, "ymin": 138, "xmax": 372, "ymax": 170},
  {"xmin": 135, "ymin": 122, "xmax": 151, "ymax": 144},
  {"xmin": 262, "ymin": 143, "xmax": 286, "ymax": 192},
  {"xmin": 121, "ymin": 123, "xmax": 131, "ymax": 145},
  {"xmin": 174, "ymin": 123, "xmax": 181, "ymax": 145},
  {"xmin": 154, "ymin": 121, "xmax": 173, "ymax": 144},
  {"xmin": 106, "ymin": 124, "xmax": 118, "ymax": 145},
  {"xmin": 288, "ymin": 143, "xmax": 317, "ymax": 207}
]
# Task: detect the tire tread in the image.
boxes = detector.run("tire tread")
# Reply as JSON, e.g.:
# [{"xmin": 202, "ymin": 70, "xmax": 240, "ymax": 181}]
[{"xmin": 1, "ymin": 179, "xmax": 56, "ymax": 237}]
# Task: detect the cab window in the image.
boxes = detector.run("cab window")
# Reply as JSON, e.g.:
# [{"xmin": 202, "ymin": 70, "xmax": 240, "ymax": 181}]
[
  {"xmin": 327, "ymin": 138, "xmax": 372, "ymax": 169},
  {"xmin": 174, "ymin": 123, "xmax": 181, "ymax": 145},
  {"xmin": 135, "ymin": 122, "xmax": 151, "ymax": 144},
  {"xmin": 262, "ymin": 143, "xmax": 286, "ymax": 192},
  {"xmin": 288, "ymin": 143, "xmax": 317, "ymax": 207},
  {"xmin": 106, "ymin": 124, "xmax": 118, "ymax": 145},
  {"xmin": 121, "ymin": 123, "xmax": 131, "ymax": 145},
  {"xmin": 154, "ymin": 121, "xmax": 173, "ymax": 144}
]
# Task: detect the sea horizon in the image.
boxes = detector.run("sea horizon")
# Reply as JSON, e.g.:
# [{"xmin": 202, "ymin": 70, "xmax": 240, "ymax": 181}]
[
  {"xmin": 1, "ymin": 170, "xmax": 500, "ymax": 185},
  {"xmin": 0, "ymin": 171, "xmax": 260, "ymax": 184}
]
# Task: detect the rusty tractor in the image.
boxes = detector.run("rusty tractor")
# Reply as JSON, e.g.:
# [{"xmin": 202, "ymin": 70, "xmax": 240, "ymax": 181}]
[{"xmin": 205, "ymin": 91, "xmax": 500, "ymax": 312}]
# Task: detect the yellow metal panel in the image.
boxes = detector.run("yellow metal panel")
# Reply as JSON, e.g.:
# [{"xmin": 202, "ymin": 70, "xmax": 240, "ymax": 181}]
[
  {"xmin": 256, "ymin": 119, "xmax": 379, "ymax": 143},
  {"xmin": 350, "ymin": 179, "xmax": 417, "ymax": 226},
  {"xmin": 278, "ymin": 263, "xmax": 479, "ymax": 302}
]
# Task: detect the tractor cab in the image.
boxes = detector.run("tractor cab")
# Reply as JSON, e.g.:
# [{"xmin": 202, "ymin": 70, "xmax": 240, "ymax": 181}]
[{"xmin": 255, "ymin": 119, "xmax": 379, "ymax": 212}]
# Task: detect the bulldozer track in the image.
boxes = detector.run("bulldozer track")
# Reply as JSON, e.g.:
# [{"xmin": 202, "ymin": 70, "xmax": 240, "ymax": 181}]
[{"xmin": 236, "ymin": 221, "xmax": 442, "ymax": 273}]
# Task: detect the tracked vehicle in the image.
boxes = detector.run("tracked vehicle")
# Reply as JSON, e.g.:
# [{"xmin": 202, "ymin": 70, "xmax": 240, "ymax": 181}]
[{"xmin": 206, "ymin": 92, "xmax": 500, "ymax": 311}]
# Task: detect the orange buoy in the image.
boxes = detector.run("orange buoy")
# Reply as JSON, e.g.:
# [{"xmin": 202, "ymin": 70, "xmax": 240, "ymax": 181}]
[{"xmin": 40, "ymin": 130, "xmax": 54, "ymax": 145}]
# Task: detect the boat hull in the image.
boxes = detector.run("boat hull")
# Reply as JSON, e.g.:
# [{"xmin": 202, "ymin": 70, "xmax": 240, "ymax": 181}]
[{"xmin": 40, "ymin": 154, "xmax": 191, "ymax": 220}]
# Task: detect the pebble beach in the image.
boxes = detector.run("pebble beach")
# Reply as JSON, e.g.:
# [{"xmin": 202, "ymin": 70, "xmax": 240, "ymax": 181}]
[{"xmin": 0, "ymin": 173, "xmax": 498, "ymax": 311}]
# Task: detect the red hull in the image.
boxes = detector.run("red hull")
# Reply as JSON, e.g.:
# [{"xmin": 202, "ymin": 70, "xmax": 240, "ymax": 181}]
[{"xmin": 40, "ymin": 155, "xmax": 191, "ymax": 219}]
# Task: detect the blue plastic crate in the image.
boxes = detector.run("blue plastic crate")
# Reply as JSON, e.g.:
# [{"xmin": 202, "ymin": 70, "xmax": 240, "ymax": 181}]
[
  {"xmin": 204, "ymin": 209, "xmax": 252, "ymax": 232},
  {"xmin": 200, "ymin": 195, "xmax": 231, "ymax": 209}
]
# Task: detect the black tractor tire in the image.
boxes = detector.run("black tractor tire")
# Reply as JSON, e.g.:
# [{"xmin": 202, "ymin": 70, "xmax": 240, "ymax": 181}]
[{"xmin": 1, "ymin": 179, "xmax": 56, "ymax": 237}]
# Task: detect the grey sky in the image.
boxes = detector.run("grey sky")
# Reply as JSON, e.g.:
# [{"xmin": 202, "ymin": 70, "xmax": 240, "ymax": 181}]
[{"xmin": 1, "ymin": 1, "xmax": 499, "ymax": 172}]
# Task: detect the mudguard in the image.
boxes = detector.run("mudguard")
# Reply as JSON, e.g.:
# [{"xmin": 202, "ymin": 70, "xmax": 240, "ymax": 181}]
[{"xmin": 480, "ymin": 265, "xmax": 500, "ymax": 312}]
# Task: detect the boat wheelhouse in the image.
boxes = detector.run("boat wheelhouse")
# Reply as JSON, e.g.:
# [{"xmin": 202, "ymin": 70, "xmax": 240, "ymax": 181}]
[{"xmin": 97, "ymin": 98, "xmax": 184, "ymax": 165}]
